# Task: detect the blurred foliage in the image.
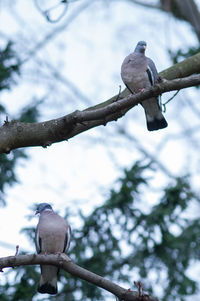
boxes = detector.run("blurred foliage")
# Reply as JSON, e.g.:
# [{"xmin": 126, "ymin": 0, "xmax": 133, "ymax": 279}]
[
  {"xmin": 169, "ymin": 46, "xmax": 200, "ymax": 64},
  {"xmin": 0, "ymin": 1, "xmax": 200, "ymax": 300},
  {"xmin": 0, "ymin": 42, "xmax": 20, "ymax": 91},
  {"xmin": 0, "ymin": 151, "xmax": 26, "ymax": 205},
  {"xmin": 2, "ymin": 161, "xmax": 199, "ymax": 301},
  {"xmin": 0, "ymin": 42, "xmax": 40, "ymax": 205},
  {"xmin": 18, "ymin": 101, "xmax": 40, "ymax": 123},
  {"xmin": 0, "ymin": 101, "xmax": 40, "ymax": 205}
]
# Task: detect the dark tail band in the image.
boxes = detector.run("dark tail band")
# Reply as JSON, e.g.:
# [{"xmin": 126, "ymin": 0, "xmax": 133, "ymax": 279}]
[
  {"xmin": 147, "ymin": 118, "xmax": 168, "ymax": 131},
  {"xmin": 38, "ymin": 283, "xmax": 57, "ymax": 295}
]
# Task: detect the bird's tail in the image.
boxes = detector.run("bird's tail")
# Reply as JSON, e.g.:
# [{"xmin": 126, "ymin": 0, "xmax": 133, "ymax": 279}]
[
  {"xmin": 142, "ymin": 98, "xmax": 168, "ymax": 131},
  {"xmin": 38, "ymin": 265, "xmax": 58, "ymax": 295},
  {"xmin": 146, "ymin": 113, "xmax": 168, "ymax": 131}
]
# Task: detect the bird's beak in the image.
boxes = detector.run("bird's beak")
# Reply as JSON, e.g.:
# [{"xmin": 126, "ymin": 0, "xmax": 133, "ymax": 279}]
[
  {"xmin": 35, "ymin": 210, "xmax": 39, "ymax": 215},
  {"xmin": 143, "ymin": 45, "xmax": 146, "ymax": 50}
]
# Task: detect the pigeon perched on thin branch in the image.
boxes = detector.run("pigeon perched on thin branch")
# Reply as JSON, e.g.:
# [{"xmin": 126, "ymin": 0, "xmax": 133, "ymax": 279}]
[
  {"xmin": 35, "ymin": 203, "xmax": 71, "ymax": 295},
  {"xmin": 121, "ymin": 41, "xmax": 168, "ymax": 131}
]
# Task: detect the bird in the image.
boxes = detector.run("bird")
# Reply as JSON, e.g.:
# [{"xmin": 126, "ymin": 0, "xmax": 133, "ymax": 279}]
[
  {"xmin": 121, "ymin": 41, "xmax": 168, "ymax": 131},
  {"xmin": 35, "ymin": 203, "xmax": 71, "ymax": 295}
]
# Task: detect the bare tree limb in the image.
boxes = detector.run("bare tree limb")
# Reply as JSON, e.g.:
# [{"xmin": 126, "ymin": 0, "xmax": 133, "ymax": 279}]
[
  {"xmin": 0, "ymin": 72, "xmax": 199, "ymax": 154},
  {"xmin": 162, "ymin": 0, "xmax": 200, "ymax": 41},
  {"xmin": 0, "ymin": 253, "xmax": 158, "ymax": 301},
  {"xmin": 127, "ymin": 0, "xmax": 200, "ymax": 41}
]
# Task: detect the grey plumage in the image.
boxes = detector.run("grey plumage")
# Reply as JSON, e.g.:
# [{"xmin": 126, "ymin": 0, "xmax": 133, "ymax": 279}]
[
  {"xmin": 121, "ymin": 41, "xmax": 168, "ymax": 131},
  {"xmin": 35, "ymin": 203, "xmax": 71, "ymax": 295}
]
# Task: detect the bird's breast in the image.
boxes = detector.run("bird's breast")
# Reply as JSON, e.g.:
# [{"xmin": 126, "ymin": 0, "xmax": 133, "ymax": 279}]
[{"xmin": 38, "ymin": 214, "xmax": 67, "ymax": 253}]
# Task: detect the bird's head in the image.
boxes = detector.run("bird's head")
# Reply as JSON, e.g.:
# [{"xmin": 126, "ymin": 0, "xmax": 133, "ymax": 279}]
[
  {"xmin": 134, "ymin": 41, "xmax": 147, "ymax": 53},
  {"xmin": 35, "ymin": 203, "xmax": 53, "ymax": 215}
]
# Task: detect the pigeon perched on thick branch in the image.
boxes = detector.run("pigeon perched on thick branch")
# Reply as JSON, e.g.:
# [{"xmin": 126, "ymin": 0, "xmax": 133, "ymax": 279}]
[{"xmin": 121, "ymin": 41, "xmax": 168, "ymax": 131}]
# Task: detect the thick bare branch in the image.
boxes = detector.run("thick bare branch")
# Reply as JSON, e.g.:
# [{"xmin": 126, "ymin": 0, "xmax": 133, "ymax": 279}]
[
  {"xmin": 0, "ymin": 73, "xmax": 200, "ymax": 154},
  {"xmin": 3, "ymin": 71, "xmax": 200, "ymax": 154},
  {"xmin": 0, "ymin": 253, "xmax": 158, "ymax": 301}
]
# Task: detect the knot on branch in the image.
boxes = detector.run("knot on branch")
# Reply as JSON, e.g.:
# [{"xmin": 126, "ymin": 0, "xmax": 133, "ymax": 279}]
[
  {"xmin": 63, "ymin": 110, "xmax": 81, "ymax": 125},
  {"xmin": 17, "ymin": 126, "xmax": 23, "ymax": 133}
]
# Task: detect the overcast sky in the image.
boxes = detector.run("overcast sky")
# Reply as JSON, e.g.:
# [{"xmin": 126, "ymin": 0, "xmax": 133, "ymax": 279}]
[{"xmin": 0, "ymin": 0, "xmax": 200, "ymax": 300}]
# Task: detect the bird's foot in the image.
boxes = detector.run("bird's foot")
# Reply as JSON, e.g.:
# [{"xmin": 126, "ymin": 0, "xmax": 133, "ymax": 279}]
[{"xmin": 157, "ymin": 76, "xmax": 163, "ymax": 83}]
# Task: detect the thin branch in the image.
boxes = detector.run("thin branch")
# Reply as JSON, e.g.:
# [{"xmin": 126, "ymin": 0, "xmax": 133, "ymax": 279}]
[
  {"xmin": 14, "ymin": 245, "xmax": 19, "ymax": 256},
  {"xmin": 34, "ymin": 0, "xmax": 69, "ymax": 23},
  {"xmin": 117, "ymin": 125, "xmax": 175, "ymax": 178},
  {"xmin": 21, "ymin": 0, "xmax": 92, "ymax": 64},
  {"xmin": 162, "ymin": 90, "xmax": 180, "ymax": 112},
  {"xmin": 0, "ymin": 74, "xmax": 199, "ymax": 154},
  {"xmin": 0, "ymin": 253, "xmax": 159, "ymax": 301},
  {"xmin": 34, "ymin": 56, "xmax": 92, "ymax": 105},
  {"xmin": 127, "ymin": 0, "xmax": 161, "ymax": 9}
]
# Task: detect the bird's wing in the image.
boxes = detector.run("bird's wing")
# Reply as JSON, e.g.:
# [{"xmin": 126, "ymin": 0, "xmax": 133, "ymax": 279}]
[
  {"xmin": 147, "ymin": 57, "xmax": 159, "ymax": 85},
  {"xmin": 35, "ymin": 224, "xmax": 41, "ymax": 254},
  {"xmin": 63, "ymin": 225, "xmax": 71, "ymax": 253}
]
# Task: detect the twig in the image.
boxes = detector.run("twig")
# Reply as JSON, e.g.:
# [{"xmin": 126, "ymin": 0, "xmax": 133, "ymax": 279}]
[
  {"xmin": 15, "ymin": 245, "xmax": 19, "ymax": 256},
  {"xmin": 114, "ymin": 85, "xmax": 122, "ymax": 102},
  {"xmin": 4, "ymin": 116, "xmax": 9, "ymax": 125},
  {"xmin": 34, "ymin": 0, "xmax": 69, "ymax": 23},
  {"xmin": 162, "ymin": 90, "xmax": 180, "ymax": 112}
]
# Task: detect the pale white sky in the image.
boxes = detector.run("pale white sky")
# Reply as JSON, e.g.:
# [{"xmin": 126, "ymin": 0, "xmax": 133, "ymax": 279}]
[{"xmin": 0, "ymin": 0, "xmax": 200, "ymax": 300}]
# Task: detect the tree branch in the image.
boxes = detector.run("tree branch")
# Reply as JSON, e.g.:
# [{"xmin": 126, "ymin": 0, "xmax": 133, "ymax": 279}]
[
  {"xmin": 162, "ymin": 0, "xmax": 200, "ymax": 41},
  {"xmin": 127, "ymin": 0, "xmax": 161, "ymax": 9},
  {"xmin": 0, "ymin": 253, "xmax": 158, "ymax": 301},
  {"xmin": 127, "ymin": 0, "xmax": 200, "ymax": 41},
  {"xmin": 1, "ymin": 52, "xmax": 200, "ymax": 154}
]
